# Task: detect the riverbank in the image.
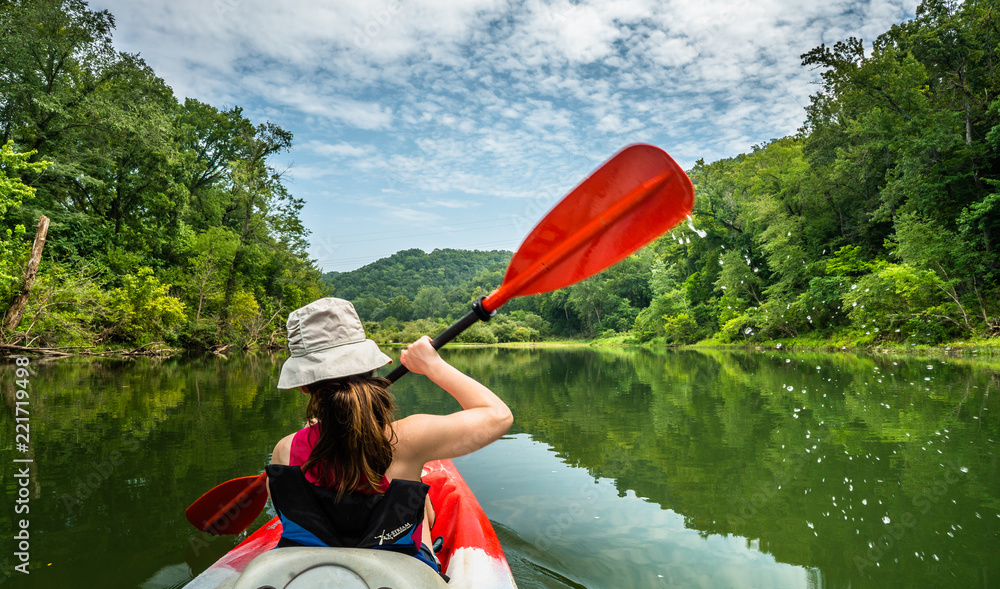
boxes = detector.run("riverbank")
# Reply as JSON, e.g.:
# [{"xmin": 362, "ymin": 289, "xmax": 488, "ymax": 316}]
[
  {"xmin": 584, "ymin": 332, "xmax": 1000, "ymax": 361},
  {"xmin": 5, "ymin": 333, "xmax": 999, "ymax": 362}
]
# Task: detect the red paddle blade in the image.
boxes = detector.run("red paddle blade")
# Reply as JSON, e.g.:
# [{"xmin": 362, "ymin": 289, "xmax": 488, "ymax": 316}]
[
  {"xmin": 185, "ymin": 472, "xmax": 268, "ymax": 535},
  {"xmin": 484, "ymin": 144, "xmax": 693, "ymax": 311}
]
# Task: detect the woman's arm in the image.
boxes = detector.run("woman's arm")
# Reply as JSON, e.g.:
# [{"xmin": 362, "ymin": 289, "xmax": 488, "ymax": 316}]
[{"xmin": 394, "ymin": 336, "xmax": 513, "ymax": 464}]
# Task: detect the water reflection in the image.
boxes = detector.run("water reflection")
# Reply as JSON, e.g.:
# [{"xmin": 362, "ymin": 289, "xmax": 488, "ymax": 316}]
[
  {"xmin": 395, "ymin": 347, "xmax": 999, "ymax": 588},
  {"xmin": 0, "ymin": 348, "xmax": 996, "ymax": 588}
]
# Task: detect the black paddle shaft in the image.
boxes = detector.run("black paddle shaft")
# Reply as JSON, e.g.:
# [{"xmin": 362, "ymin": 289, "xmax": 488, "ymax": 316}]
[{"xmin": 385, "ymin": 297, "xmax": 495, "ymax": 383}]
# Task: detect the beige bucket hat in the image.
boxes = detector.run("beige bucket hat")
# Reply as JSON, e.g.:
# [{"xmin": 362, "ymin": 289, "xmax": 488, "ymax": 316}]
[{"xmin": 277, "ymin": 298, "xmax": 392, "ymax": 389}]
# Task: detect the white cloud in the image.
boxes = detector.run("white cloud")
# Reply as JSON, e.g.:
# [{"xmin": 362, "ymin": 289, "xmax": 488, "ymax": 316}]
[
  {"xmin": 305, "ymin": 141, "xmax": 377, "ymax": 158},
  {"xmin": 421, "ymin": 199, "xmax": 481, "ymax": 208}
]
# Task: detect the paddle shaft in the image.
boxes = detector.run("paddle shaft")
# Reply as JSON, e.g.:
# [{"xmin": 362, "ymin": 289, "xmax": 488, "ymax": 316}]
[{"xmin": 386, "ymin": 298, "xmax": 495, "ymax": 383}]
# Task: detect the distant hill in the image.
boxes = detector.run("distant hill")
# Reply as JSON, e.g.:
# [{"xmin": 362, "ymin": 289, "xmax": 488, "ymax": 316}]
[{"xmin": 321, "ymin": 248, "xmax": 512, "ymax": 320}]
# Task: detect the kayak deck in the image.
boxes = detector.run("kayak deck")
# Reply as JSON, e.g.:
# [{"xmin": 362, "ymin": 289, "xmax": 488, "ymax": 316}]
[{"xmin": 185, "ymin": 459, "xmax": 517, "ymax": 589}]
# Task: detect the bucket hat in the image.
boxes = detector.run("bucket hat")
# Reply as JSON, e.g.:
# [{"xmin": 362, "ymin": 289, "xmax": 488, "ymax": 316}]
[{"xmin": 278, "ymin": 298, "xmax": 392, "ymax": 389}]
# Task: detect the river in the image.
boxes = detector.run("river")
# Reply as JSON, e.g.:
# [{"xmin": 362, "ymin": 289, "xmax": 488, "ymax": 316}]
[{"xmin": 1, "ymin": 347, "xmax": 997, "ymax": 588}]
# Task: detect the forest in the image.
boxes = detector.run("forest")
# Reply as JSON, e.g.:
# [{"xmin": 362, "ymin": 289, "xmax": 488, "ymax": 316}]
[{"xmin": 2, "ymin": 0, "xmax": 999, "ymax": 351}]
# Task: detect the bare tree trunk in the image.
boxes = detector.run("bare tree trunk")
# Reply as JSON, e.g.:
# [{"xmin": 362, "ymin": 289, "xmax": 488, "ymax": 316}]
[
  {"xmin": 3, "ymin": 215, "xmax": 50, "ymax": 333},
  {"xmin": 965, "ymin": 96, "xmax": 973, "ymax": 146}
]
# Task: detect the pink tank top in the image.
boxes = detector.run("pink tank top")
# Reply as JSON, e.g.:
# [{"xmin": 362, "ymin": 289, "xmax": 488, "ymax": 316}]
[{"xmin": 289, "ymin": 423, "xmax": 388, "ymax": 492}]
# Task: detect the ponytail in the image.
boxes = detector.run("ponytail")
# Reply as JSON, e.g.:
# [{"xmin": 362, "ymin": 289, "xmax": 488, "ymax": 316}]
[{"xmin": 301, "ymin": 374, "xmax": 396, "ymax": 500}]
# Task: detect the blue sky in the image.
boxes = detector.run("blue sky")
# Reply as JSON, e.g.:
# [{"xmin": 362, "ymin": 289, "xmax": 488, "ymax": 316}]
[{"xmin": 93, "ymin": 0, "xmax": 919, "ymax": 273}]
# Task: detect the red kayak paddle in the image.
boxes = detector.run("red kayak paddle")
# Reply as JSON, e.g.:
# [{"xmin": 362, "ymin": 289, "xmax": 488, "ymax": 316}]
[
  {"xmin": 185, "ymin": 472, "xmax": 267, "ymax": 535},
  {"xmin": 384, "ymin": 143, "xmax": 694, "ymax": 382}
]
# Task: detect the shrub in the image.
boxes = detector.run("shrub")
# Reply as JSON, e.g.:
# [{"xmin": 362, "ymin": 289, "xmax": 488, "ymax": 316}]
[
  {"xmin": 663, "ymin": 313, "xmax": 698, "ymax": 344},
  {"xmin": 841, "ymin": 263, "xmax": 956, "ymax": 343},
  {"xmin": 457, "ymin": 322, "xmax": 498, "ymax": 344},
  {"xmin": 107, "ymin": 267, "xmax": 186, "ymax": 344}
]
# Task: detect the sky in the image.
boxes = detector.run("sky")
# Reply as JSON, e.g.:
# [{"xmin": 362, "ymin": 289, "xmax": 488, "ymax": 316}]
[{"xmin": 92, "ymin": 0, "xmax": 921, "ymax": 273}]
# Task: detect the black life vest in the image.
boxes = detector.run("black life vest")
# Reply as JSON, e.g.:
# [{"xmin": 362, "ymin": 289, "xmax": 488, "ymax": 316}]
[{"xmin": 265, "ymin": 463, "xmax": 429, "ymax": 556}]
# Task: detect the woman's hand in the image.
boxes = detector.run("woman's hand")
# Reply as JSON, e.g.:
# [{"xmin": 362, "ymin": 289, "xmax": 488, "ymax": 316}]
[{"xmin": 399, "ymin": 336, "xmax": 445, "ymax": 377}]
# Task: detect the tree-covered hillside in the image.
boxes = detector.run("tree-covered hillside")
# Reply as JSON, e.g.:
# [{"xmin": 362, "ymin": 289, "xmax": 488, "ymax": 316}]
[{"xmin": 321, "ymin": 248, "xmax": 511, "ymax": 320}]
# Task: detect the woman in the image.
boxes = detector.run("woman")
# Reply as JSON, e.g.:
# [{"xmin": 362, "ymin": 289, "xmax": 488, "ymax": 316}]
[{"xmin": 266, "ymin": 297, "xmax": 513, "ymax": 574}]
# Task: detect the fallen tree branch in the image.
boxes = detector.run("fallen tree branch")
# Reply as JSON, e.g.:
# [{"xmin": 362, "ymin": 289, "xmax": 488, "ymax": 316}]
[
  {"xmin": 0, "ymin": 343, "xmax": 86, "ymax": 357},
  {"xmin": 0, "ymin": 342, "xmax": 176, "ymax": 358}
]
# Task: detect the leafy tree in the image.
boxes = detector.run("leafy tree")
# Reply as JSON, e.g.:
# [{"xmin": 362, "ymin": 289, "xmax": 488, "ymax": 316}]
[
  {"xmin": 0, "ymin": 141, "xmax": 49, "ymax": 304},
  {"xmin": 107, "ymin": 267, "xmax": 186, "ymax": 343},
  {"xmin": 412, "ymin": 286, "xmax": 447, "ymax": 319},
  {"xmin": 663, "ymin": 313, "xmax": 698, "ymax": 345},
  {"xmin": 384, "ymin": 295, "xmax": 413, "ymax": 321},
  {"xmin": 180, "ymin": 226, "xmax": 239, "ymax": 323},
  {"xmin": 353, "ymin": 296, "xmax": 386, "ymax": 321}
]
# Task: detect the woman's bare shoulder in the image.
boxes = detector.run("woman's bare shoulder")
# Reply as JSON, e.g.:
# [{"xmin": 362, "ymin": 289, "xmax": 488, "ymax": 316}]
[
  {"xmin": 271, "ymin": 432, "xmax": 296, "ymax": 465},
  {"xmin": 390, "ymin": 414, "xmax": 437, "ymax": 452}
]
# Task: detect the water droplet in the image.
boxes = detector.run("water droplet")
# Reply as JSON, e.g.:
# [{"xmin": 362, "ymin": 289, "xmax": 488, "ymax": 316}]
[{"xmin": 686, "ymin": 215, "xmax": 707, "ymax": 238}]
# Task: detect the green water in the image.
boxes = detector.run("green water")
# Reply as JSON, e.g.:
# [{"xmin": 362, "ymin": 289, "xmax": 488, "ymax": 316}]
[{"xmin": 0, "ymin": 348, "xmax": 997, "ymax": 588}]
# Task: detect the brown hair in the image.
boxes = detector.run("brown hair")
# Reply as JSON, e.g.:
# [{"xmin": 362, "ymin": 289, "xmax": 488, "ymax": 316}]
[{"xmin": 301, "ymin": 374, "xmax": 396, "ymax": 500}]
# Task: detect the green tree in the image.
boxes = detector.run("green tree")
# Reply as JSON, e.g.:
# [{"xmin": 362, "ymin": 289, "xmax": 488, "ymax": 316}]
[
  {"xmin": 0, "ymin": 142, "xmax": 50, "ymax": 302},
  {"xmin": 107, "ymin": 267, "xmax": 186, "ymax": 344},
  {"xmin": 412, "ymin": 286, "xmax": 447, "ymax": 319},
  {"xmin": 384, "ymin": 295, "xmax": 413, "ymax": 321}
]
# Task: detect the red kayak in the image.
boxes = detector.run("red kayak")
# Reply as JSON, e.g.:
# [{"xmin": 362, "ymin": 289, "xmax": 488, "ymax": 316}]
[{"xmin": 185, "ymin": 459, "xmax": 517, "ymax": 589}]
